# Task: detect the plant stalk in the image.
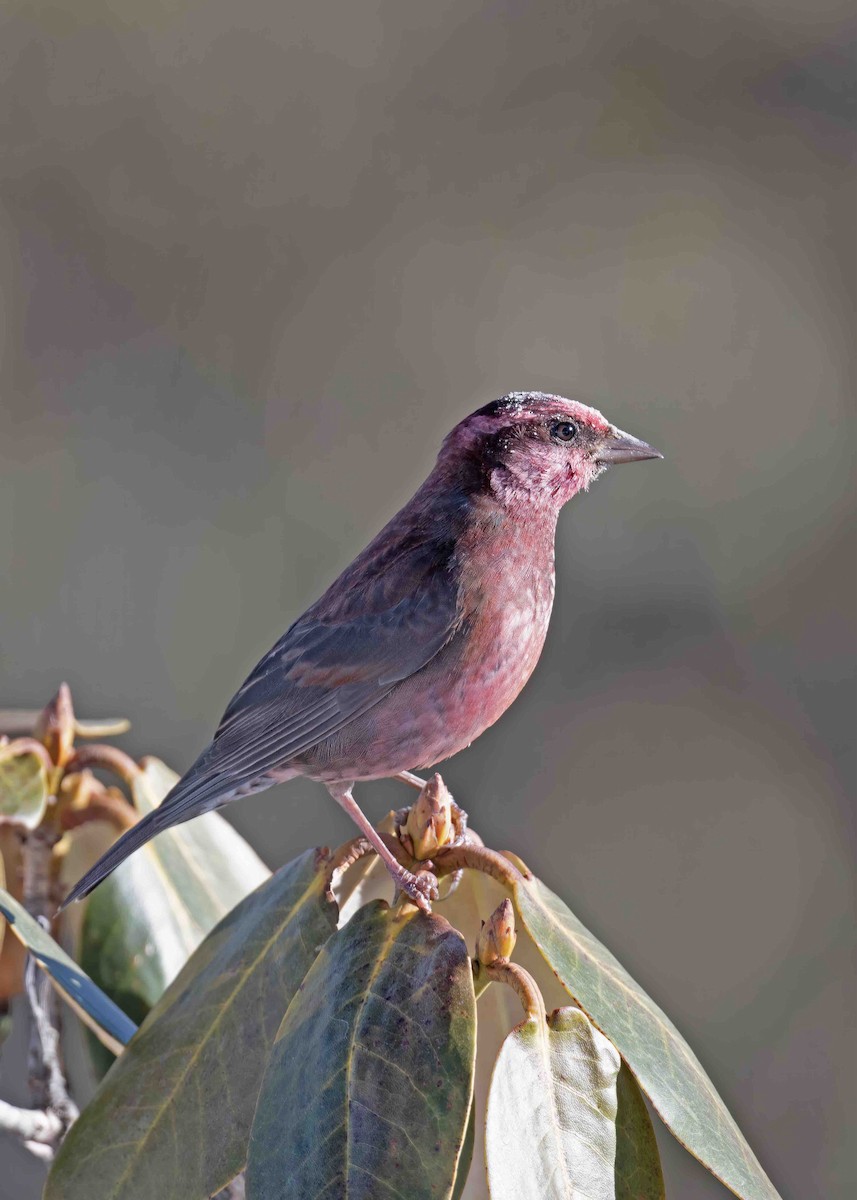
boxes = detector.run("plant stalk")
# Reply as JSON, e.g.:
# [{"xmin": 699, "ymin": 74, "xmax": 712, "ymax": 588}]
[
  {"xmin": 14, "ymin": 825, "xmax": 79, "ymax": 1159},
  {"xmin": 476, "ymin": 959, "xmax": 547, "ymax": 1023}
]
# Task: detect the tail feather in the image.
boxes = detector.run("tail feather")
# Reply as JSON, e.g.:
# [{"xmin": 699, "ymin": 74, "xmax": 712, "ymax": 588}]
[{"xmin": 60, "ymin": 767, "xmax": 229, "ymax": 910}]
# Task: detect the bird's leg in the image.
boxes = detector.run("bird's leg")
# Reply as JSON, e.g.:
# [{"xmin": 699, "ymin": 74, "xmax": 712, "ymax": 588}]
[
  {"xmin": 326, "ymin": 784, "xmax": 438, "ymax": 914},
  {"xmin": 395, "ymin": 770, "xmax": 428, "ymax": 791}
]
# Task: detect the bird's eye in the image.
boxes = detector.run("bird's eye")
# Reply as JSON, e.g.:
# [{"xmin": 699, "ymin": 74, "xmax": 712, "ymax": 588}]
[{"xmin": 550, "ymin": 420, "xmax": 578, "ymax": 443}]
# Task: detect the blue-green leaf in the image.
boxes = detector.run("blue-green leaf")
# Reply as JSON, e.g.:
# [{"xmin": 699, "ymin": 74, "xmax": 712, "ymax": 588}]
[{"xmin": 0, "ymin": 887, "xmax": 136, "ymax": 1054}]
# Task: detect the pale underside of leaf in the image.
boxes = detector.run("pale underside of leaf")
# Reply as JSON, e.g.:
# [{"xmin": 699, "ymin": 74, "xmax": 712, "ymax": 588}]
[
  {"xmin": 514, "ymin": 877, "xmax": 783, "ymax": 1200},
  {"xmin": 486, "ymin": 1005, "xmax": 620, "ymax": 1200},
  {"xmin": 0, "ymin": 749, "xmax": 49, "ymax": 830},
  {"xmin": 46, "ymin": 849, "xmax": 337, "ymax": 1200},
  {"xmin": 247, "ymin": 900, "xmax": 477, "ymax": 1200},
  {"xmin": 130, "ymin": 757, "xmax": 270, "ymax": 927}
]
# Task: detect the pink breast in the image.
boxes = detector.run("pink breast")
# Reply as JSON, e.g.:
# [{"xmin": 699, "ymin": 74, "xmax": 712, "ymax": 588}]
[{"xmin": 303, "ymin": 511, "xmax": 558, "ymax": 783}]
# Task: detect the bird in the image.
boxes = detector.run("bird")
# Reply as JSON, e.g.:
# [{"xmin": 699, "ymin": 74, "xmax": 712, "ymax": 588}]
[{"xmin": 63, "ymin": 392, "xmax": 661, "ymax": 913}]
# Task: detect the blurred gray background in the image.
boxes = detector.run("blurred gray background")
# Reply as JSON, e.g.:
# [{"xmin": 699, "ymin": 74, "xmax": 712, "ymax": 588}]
[{"xmin": 0, "ymin": 0, "xmax": 854, "ymax": 1196}]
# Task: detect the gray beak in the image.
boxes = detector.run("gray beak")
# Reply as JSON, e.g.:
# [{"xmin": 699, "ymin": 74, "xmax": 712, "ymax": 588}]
[{"xmin": 597, "ymin": 428, "xmax": 663, "ymax": 465}]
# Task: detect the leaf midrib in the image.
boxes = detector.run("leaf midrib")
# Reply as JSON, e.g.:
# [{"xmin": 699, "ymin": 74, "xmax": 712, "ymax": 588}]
[
  {"xmin": 342, "ymin": 909, "xmax": 412, "ymax": 1198},
  {"xmin": 101, "ymin": 870, "xmax": 325, "ymax": 1196},
  {"xmin": 520, "ymin": 883, "xmax": 740, "ymax": 1128},
  {"xmin": 519, "ymin": 881, "xmax": 780, "ymax": 1200},
  {"xmin": 531, "ymin": 1021, "xmax": 578, "ymax": 1198}
]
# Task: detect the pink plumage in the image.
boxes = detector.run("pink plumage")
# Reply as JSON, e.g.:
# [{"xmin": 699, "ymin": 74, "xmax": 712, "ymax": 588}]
[{"xmin": 64, "ymin": 392, "xmax": 661, "ymax": 911}]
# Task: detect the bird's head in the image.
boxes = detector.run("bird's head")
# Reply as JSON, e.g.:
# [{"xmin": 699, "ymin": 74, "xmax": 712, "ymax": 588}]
[{"xmin": 439, "ymin": 392, "xmax": 662, "ymax": 511}]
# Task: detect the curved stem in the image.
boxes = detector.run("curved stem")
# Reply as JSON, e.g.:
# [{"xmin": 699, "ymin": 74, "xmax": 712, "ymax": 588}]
[
  {"xmin": 325, "ymin": 829, "xmax": 419, "ymax": 888},
  {"xmin": 59, "ymin": 790, "xmax": 139, "ymax": 833},
  {"xmin": 324, "ymin": 836, "xmax": 373, "ymax": 900},
  {"xmin": 64, "ymin": 744, "xmax": 141, "ymax": 786},
  {"xmin": 477, "ymin": 959, "xmax": 546, "ymax": 1023},
  {"xmin": 433, "ymin": 842, "xmax": 527, "ymax": 887}
]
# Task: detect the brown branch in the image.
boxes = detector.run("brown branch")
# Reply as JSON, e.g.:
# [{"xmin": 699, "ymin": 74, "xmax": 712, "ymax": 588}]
[
  {"xmin": 476, "ymin": 959, "xmax": 546, "ymax": 1023},
  {"xmin": 16, "ymin": 828, "xmax": 78, "ymax": 1161},
  {"xmin": 25, "ymin": 950, "xmax": 78, "ymax": 1133},
  {"xmin": 324, "ymin": 836, "xmax": 374, "ymax": 900},
  {"xmin": 59, "ymin": 788, "xmax": 139, "ymax": 833},
  {"xmin": 433, "ymin": 842, "xmax": 527, "ymax": 888},
  {"xmin": 0, "ymin": 1099, "xmax": 63, "ymax": 1161},
  {"xmin": 64, "ymin": 743, "xmax": 141, "ymax": 786},
  {"xmin": 377, "ymin": 830, "xmax": 422, "ymax": 869},
  {"xmin": 325, "ymin": 831, "xmax": 425, "ymax": 895}
]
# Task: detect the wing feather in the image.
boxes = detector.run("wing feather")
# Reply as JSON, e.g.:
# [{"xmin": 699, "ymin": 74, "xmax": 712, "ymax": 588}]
[{"xmin": 189, "ymin": 552, "xmax": 461, "ymax": 793}]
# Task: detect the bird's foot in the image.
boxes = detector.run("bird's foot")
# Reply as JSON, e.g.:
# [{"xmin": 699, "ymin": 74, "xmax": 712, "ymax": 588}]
[{"xmin": 393, "ymin": 866, "xmax": 439, "ymax": 914}]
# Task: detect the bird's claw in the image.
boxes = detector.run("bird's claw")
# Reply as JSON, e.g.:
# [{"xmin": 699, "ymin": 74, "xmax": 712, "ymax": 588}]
[{"xmin": 398, "ymin": 868, "xmax": 439, "ymax": 913}]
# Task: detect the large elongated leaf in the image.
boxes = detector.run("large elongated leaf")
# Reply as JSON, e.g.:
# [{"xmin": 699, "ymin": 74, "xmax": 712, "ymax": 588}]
[
  {"xmin": 78, "ymin": 757, "xmax": 270, "ymax": 1054},
  {"xmin": 486, "ymin": 1005, "xmax": 620, "ymax": 1200},
  {"xmin": 131, "ymin": 755, "xmax": 271, "ymax": 924},
  {"xmin": 616, "ymin": 1062, "xmax": 665, "ymax": 1200},
  {"xmin": 514, "ymin": 877, "xmax": 782, "ymax": 1200},
  {"xmin": 46, "ymin": 847, "xmax": 337, "ymax": 1200},
  {"xmin": 247, "ymin": 900, "xmax": 477, "ymax": 1200},
  {"xmin": 0, "ymin": 887, "xmax": 136, "ymax": 1054}
]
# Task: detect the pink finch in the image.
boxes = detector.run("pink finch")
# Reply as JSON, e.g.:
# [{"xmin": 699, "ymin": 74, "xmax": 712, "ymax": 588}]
[{"xmin": 64, "ymin": 392, "xmax": 661, "ymax": 911}]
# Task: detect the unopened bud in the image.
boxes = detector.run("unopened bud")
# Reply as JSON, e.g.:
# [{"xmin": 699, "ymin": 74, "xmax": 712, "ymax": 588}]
[
  {"xmin": 34, "ymin": 684, "xmax": 75, "ymax": 768},
  {"xmin": 405, "ymin": 773, "xmax": 453, "ymax": 860},
  {"xmin": 477, "ymin": 898, "xmax": 517, "ymax": 966}
]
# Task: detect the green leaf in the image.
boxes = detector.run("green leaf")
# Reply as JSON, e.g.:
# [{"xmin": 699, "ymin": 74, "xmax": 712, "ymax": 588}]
[
  {"xmin": 616, "ymin": 1061, "xmax": 665, "ymax": 1200},
  {"xmin": 0, "ymin": 886, "xmax": 137, "ymax": 1053},
  {"xmin": 247, "ymin": 900, "xmax": 477, "ymax": 1200},
  {"xmin": 451, "ymin": 1101, "xmax": 476, "ymax": 1200},
  {"xmin": 0, "ymin": 745, "xmax": 49, "ymax": 829},
  {"xmin": 47, "ymin": 847, "xmax": 336, "ymax": 1200},
  {"xmin": 514, "ymin": 876, "xmax": 782, "ymax": 1200},
  {"xmin": 485, "ymin": 1005, "xmax": 620, "ymax": 1200},
  {"xmin": 77, "ymin": 756, "xmax": 270, "ymax": 1064}
]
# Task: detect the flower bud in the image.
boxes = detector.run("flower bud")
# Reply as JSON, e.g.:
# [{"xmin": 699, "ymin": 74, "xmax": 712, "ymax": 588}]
[
  {"xmin": 477, "ymin": 898, "xmax": 517, "ymax": 966},
  {"xmin": 404, "ymin": 773, "xmax": 453, "ymax": 860},
  {"xmin": 34, "ymin": 683, "xmax": 75, "ymax": 768}
]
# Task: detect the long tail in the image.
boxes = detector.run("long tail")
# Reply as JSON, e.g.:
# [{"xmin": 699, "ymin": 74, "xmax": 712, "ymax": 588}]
[{"xmin": 60, "ymin": 762, "xmax": 229, "ymax": 909}]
